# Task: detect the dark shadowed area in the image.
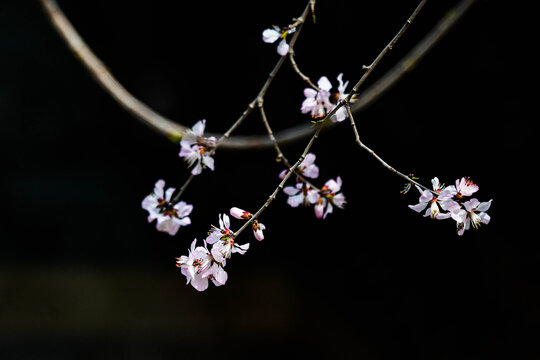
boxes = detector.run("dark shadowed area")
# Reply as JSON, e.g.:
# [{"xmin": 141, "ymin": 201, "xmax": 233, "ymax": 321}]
[{"xmin": 0, "ymin": 0, "xmax": 536, "ymax": 359}]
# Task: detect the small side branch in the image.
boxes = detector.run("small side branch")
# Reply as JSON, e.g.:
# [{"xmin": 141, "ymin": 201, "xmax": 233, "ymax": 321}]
[{"xmin": 344, "ymin": 103, "xmax": 433, "ymax": 194}]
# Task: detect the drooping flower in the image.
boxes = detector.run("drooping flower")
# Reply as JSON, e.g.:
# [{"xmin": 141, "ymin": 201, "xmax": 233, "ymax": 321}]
[
  {"xmin": 451, "ymin": 198, "xmax": 492, "ymax": 236},
  {"xmin": 205, "ymin": 214, "xmax": 250, "ymax": 263},
  {"xmin": 283, "ymin": 182, "xmax": 320, "ymax": 208},
  {"xmin": 279, "ymin": 152, "xmax": 320, "ymax": 179},
  {"xmin": 179, "ymin": 120, "xmax": 216, "ymax": 175},
  {"xmin": 408, "ymin": 177, "xmax": 459, "ymax": 219},
  {"xmin": 141, "ymin": 179, "xmax": 193, "ymax": 235},
  {"xmin": 229, "ymin": 207, "xmax": 266, "ymax": 241},
  {"xmin": 262, "ymin": 25, "xmax": 296, "ymax": 56},
  {"xmin": 252, "ymin": 220, "xmax": 266, "ymax": 241},
  {"xmin": 176, "ymin": 239, "xmax": 228, "ymax": 291},
  {"xmin": 314, "ymin": 177, "xmax": 346, "ymax": 219}
]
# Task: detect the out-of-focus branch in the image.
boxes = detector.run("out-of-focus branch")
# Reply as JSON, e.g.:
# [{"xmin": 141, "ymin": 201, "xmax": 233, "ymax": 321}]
[
  {"xmin": 39, "ymin": 0, "xmax": 475, "ymax": 150},
  {"xmin": 38, "ymin": 0, "xmax": 188, "ymax": 140}
]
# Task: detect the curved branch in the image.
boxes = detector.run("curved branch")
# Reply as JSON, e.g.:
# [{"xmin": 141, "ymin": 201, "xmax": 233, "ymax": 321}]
[{"xmin": 39, "ymin": 0, "xmax": 475, "ymax": 150}]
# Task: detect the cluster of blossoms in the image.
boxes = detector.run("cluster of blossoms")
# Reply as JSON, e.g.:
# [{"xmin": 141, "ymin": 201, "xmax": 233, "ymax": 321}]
[
  {"xmin": 142, "ymin": 120, "xmax": 216, "ymax": 236},
  {"xmin": 141, "ymin": 180, "xmax": 193, "ymax": 236},
  {"xmin": 262, "ymin": 25, "xmax": 297, "ymax": 56},
  {"xmin": 408, "ymin": 177, "xmax": 492, "ymax": 235},
  {"xmin": 301, "ymin": 74, "xmax": 351, "ymax": 122},
  {"xmin": 140, "ymin": 9, "xmax": 494, "ymax": 294},
  {"xmin": 281, "ymin": 153, "xmax": 346, "ymax": 219},
  {"xmin": 176, "ymin": 209, "xmax": 264, "ymax": 291}
]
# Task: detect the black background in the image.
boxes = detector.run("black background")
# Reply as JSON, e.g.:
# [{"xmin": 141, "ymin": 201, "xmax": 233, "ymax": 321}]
[{"xmin": 0, "ymin": 0, "xmax": 536, "ymax": 359}]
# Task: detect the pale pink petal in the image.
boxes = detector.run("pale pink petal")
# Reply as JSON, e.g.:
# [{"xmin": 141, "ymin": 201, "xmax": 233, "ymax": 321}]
[
  {"xmin": 262, "ymin": 28, "xmax": 280, "ymax": 43},
  {"xmin": 191, "ymin": 275, "xmax": 209, "ymax": 292},
  {"xmin": 191, "ymin": 120, "xmax": 206, "ymax": 137},
  {"xmin": 202, "ymin": 155, "xmax": 215, "ymax": 171},
  {"xmin": 409, "ymin": 202, "xmax": 428, "ymax": 213},
  {"xmin": 476, "ymin": 199, "xmax": 492, "ymax": 212},
  {"xmin": 276, "ymin": 39, "xmax": 289, "ymax": 56},
  {"xmin": 317, "ymin": 76, "xmax": 332, "ymax": 91},
  {"xmin": 153, "ymin": 180, "xmax": 165, "ymax": 198},
  {"xmin": 283, "ymin": 185, "xmax": 300, "ymax": 196}
]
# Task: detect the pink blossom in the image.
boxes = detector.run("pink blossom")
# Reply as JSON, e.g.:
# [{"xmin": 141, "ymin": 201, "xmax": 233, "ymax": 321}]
[
  {"xmin": 283, "ymin": 182, "xmax": 320, "ymax": 208},
  {"xmin": 408, "ymin": 177, "xmax": 459, "ymax": 219},
  {"xmin": 301, "ymin": 76, "xmax": 333, "ymax": 119},
  {"xmin": 279, "ymin": 153, "xmax": 320, "ymax": 180},
  {"xmin": 205, "ymin": 214, "xmax": 250, "ymax": 263},
  {"xmin": 455, "ymin": 177, "xmax": 479, "ymax": 198},
  {"xmin": 314, "ymin": 177, "xmax": 346, "ymax": 219},
  {"xmin": 179, "ymin": 120, "xmax": 216, "ymax": 175},
  {"xmin": 141, "ymin": 179, "xmax": 193, "ymax": 235},
  {"xmin": 176, "ymin": 239, "xmax": 228, "ymax": 291},
  {"xmin": 451, "ymin": 198, "xmax": 492, "ymax": 236},
  {"xmin": 301, "ymin": 74, "xmax": 351, "ymax": 122}
]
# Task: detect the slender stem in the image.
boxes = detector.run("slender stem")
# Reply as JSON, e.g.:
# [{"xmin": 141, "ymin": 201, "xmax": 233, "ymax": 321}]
[
  {"xmin": 289, "ymin": 52, "xmax": 319, "ymax": 90},
  {"xmin": 214, "ymin": 0, "xmax": 313, "ymax": 147},
  {"xmin": 233, "ymin": 122, "xmax": 324, "ymax": 238},
  {"xmin": 258, "ymin": 101, "xmax": 320, "ymax": 190},
  {"xmin": 172, "ymin": 174, "xmax": 195, "ymax": 204},
  {"xmin": 258, "ymin": 101, "xmax": 286, "ymax": 162},
  {"xmin": 349, "ymin": 0, "xmax": 427, "ymax": 102},
  {"xmin": 344, "ymin": 103, "xmax": 434, "ymax": 194}
]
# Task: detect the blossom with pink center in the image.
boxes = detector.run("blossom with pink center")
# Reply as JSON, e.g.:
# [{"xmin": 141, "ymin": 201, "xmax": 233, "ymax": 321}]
[
  {"xmin": 205, "ymin": 214, "xmax": 250, "ymax": 263},
  {"xmin": 451, "ymin": 198, "xmax": 492, "ymax": 236},
  {"xmin": 301, "ymin": 76, "xmax": 333, "ymax": 119},
  {"xmin": 176, "ymin": 239, "xmax": 227, "ymax": 291},
  {"xmin": 454, "ymin": 177, "xmax": 479, "ymax": 198},
  {"xmin": 229, "ymin": 207, "xmax": 266, "ymax": 241},
  {"xmin": 262, "ymin": 25, "xmax": 296, "ymax": 56},
  {"xmin": 283, "ymin": 182, "xmax": 320, "ymax": 208},
  {"xmin": 301, "ymin": 74, "xmax": 351, "ymax": 122},
  {"xmin": 279, "ymin": 152, "xmax": 320, "ymax": 180},
  {"xmin": 314, "ymin": 177, "xmax": 346, "ymax": 219},
  {"xmin": 408, "ymin": 177, "xmax": 459, "ymax": 219},
  {"xmin": 179, "ymin": 120, "xmax": 216, "ymax": 175},
  {"xmin": 141, "ymin": 179, "xmax": 193, "ymax": 235}
]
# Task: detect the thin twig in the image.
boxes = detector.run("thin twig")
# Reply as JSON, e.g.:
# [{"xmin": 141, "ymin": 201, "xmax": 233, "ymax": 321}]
[
  {"xmin": 172, "ymin": 174, "xmax": 196, "ymax": 204},
  {"xmin": 233, "ymin": 122, "xmax": 325, "ymax": 238},
  {"xmin": 344, "ymin": 103, "xmax": 433, "ymax": 194},
  {"xmin": 214, "ymin": 0, "xmax": 313, "ymax": 147},
  {"xmin": 289, "ymin": 52, "xmax": 319, "ymax": 90},
  {"xmin": 258, "ymin": 101, "xmax": 320, "ymax": 191}
]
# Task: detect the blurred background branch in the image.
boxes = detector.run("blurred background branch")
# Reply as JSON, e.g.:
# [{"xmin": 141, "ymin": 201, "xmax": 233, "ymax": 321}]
[{"xmin": 39, "ymin": 0, "xmax": 476, "ymax": 150}]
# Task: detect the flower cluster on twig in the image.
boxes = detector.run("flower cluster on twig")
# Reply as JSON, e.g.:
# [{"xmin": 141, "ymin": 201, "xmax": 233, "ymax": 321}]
[
  {"xmin": 139, "ymin": 0, "xmax": 491, "ymax": 291},
  {"xmin": 408, "ymin": 177, "xmax": 492, "ymax": 236}
]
